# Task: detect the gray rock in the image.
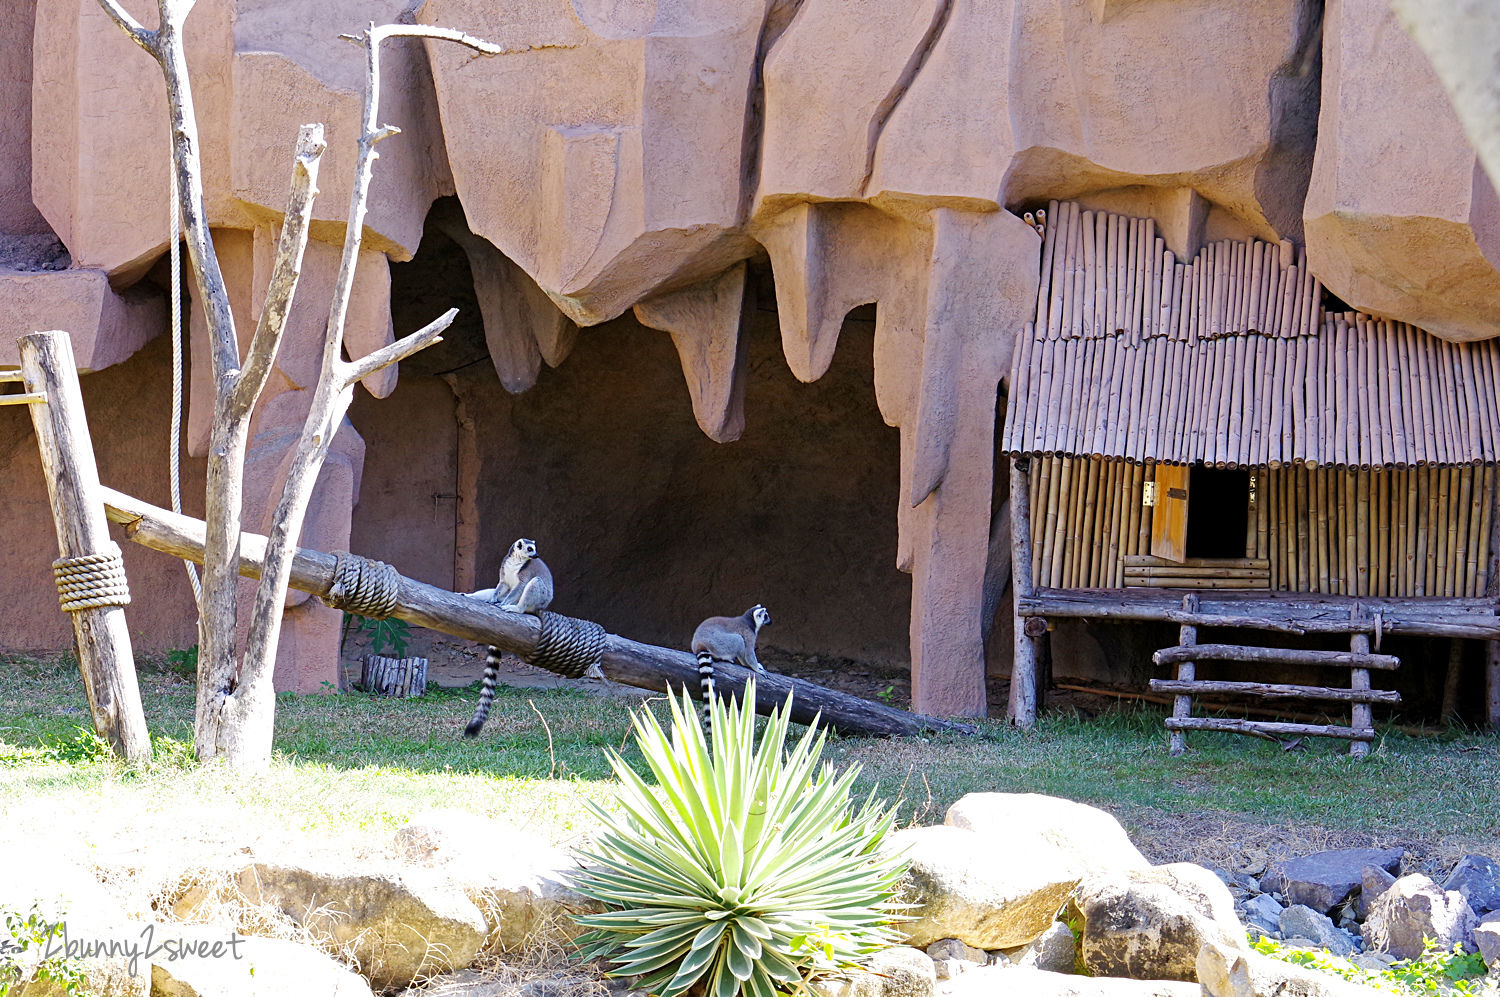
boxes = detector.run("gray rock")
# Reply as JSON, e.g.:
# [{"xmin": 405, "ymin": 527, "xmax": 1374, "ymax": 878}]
[
  {"xmin": 1361, "ymin": 873, "xmax": 1477, "ymax": 961},
  {"xmin": 1358, "ymin": 865, "xmax": 1396, "ymax": 920},
  {"xmin": 1074, "ymin": 863, "xmax": 1247, "ymax": 982},
  {"xmin": 1015, "ymin": 922, "xmax": 1078, "ymax": 975},
  {"xmin": 147, "ymin": 931, "xmax": 372, "ymax": 997},
  {"xmin": 944, "ymin": 793, "xmax": 1151, "ymax": 874},
  {"xmin": 939, "ymin": 966, "xmax": 1199, "ymax": 997},
  {"xmin": 1278, "ymin": 905, "xmax": 1357, "ymax": 957},
  {"xmin": 926, "ymin": 938, "xmax": 989, "ymax": 967},
  {"xmin": 1260, "ymin": 849, "xmax": 1404, "ymax": 916},
  {"xmin": 236, "ymin": 861, "xmax": 487, "ymax": 990},
  {"xmin": 890, "ymin": 825, "xmax": 1083, "ymax": 950},
  {"xmin": 1240, "ymin": 894, "xmax": 1284, "ymax": 936},
  {"xmin": 1475, "ymin": 911, "xmax": 1500, "ymax": 967},
  {"xmin": 812, "ymin": 946, "xmax": 936, "ymax": 997},
  {"xmin": 1444, "ymin": 855, "xmax": 1500, "ymax": 916}
]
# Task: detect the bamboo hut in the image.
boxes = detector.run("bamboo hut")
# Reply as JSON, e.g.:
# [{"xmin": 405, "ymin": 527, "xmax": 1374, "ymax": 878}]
[{"xmin": 1001, "ymin": 202, "xmax": 1500, "ymax": 751}]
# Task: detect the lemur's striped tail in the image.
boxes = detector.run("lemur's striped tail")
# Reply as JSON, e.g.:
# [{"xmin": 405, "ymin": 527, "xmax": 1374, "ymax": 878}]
[
  {"xmin": 696, "ymin": 651, "xmax": 716, "ymax": 750},
  {"xmin": 465, "ymin": 647, "xmax": 501, "ymax": 738}
]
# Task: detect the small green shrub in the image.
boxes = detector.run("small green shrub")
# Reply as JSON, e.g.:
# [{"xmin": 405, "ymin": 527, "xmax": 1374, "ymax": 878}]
[
  {"xmin": 0, "ymin": 905, "xmax": 87, "ymax": 996},
  {"xmin": 572, "ymin": 681, "xmax": 908, "ymax": 997},
  {"xmin": 163, "ymin": 645, "xmax": 199, "ymax": 679},
  {"xmin": 342, "ymin": 614, "xmax": 411, "ymax": 658},
  {"xmin": 1250, "ymin": 934, "xmax": 1489, "ymax": 996}
]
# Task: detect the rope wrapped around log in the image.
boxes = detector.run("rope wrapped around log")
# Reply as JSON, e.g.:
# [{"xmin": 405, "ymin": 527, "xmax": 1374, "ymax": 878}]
[
  {"xmin": 526, "ymin": 610, "xmax": 606, "ymax": 678},
  {"xmin": 323, "ymin": 551, "xmax": 400, "ymax": 619},
  {"xmin": 53, "ymin": 543, "xmax": 131, "ymax": 611}
]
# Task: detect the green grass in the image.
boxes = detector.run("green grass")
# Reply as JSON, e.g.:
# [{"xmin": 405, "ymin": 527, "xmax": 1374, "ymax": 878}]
[{"xmin": 1, "ymin": 652, "xmax": 1498, "ymax": 887}]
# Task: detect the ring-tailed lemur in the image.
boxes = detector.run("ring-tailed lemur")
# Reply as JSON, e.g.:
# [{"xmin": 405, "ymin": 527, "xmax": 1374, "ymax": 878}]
[
  {"xmin": 462, "ymin": 538, "xmax": 554, "ymax": 738},
  {"xmin": 691, "ymin": 605, "xmax": 771, "ymax": 747}
]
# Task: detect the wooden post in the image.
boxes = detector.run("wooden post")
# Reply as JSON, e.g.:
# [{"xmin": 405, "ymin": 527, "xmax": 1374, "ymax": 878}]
[
  {"xmin": 1349, "ymin": 604, "xmax": 1372, "ymax": 759},
  {"xmin": 1170, "ymin": 593, "xmax": 1199, "ymax": 756},
  {"xmin": 1441, "ymin": 639, "xmax": 1464, "ymax": 725},
  {"xmin": 18, "ymin": 331, "xmax": 151, "ymax": 763},
  {"xmin": 1487, "ymin": 640, "xmax": 1500, "ymax": 731},
  {"xmin": 1009, "ymin": 457, "xmax": 1039, "ymax": 729}
]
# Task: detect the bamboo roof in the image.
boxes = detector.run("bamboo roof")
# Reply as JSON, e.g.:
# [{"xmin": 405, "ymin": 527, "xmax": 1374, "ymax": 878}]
[{"xmin": 1000, "ymin": 201, "xmax": 1500, "ymax": 470}]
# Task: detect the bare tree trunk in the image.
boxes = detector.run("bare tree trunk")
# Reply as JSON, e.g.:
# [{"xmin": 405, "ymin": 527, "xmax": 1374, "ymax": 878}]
[{"xmin": 95, "ymin": 2, "xmax": 495, "ymax": 770}]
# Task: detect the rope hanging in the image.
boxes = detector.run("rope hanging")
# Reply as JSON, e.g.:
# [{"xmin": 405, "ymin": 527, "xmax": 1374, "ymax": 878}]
[
  {"xmin": 54, "ymin": 543, "xmax": 132, "ymax": 612},
  {"xmin": 322, "ymin": 551, "xmax": 400, "ymax": 619},
  {"xmin": 525, "ymin": 611, "xmax": 606, "ymax": 679}
]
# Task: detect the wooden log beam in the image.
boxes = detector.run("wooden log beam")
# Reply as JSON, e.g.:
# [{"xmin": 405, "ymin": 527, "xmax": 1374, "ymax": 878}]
[
  {"xmin": 99, "ymin": 487, "xmax": 973, "ymax": 739},
  {"xmin": 1164, "ymin": 716, "xmax": 1375, "ymax": 741},
  {"xmin": 21, "ymin": 333, "xmax": 151, "ymax": 764},
  {"xmin": 1152, "ymin": 643, "xmax": 1400, "ymax": 670},
  {"xmin": 1149, "ymin": 679, "xmax": 1401, "ymax": 704}
]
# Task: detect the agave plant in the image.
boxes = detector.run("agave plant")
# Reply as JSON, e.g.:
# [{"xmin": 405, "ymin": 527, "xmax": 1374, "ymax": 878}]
[{"xmin": 572, "ymin": 681, "xmax": 908, "ymax": 997}]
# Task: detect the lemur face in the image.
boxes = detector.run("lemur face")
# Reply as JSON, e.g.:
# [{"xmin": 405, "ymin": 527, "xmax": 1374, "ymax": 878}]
[
  {"xmin": 751, "ymin": 605, "xmax": 771, "ymax": 629},
  {"xmin": 513, "ymin": 538, "xmax": 538, "ymax": 559}
]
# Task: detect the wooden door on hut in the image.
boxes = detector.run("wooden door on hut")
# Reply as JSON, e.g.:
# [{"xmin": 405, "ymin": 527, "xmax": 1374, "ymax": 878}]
[{"xmin": 1001, "ymin": 201, "xmax": 1500, "ymax": 602}]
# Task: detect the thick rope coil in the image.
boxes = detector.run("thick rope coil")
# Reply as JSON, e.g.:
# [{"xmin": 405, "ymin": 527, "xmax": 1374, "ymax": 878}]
[
  {"xmin": 53, "ymin": 543, "xmax": 131, "ymax": 612},
  {"xmin": 525, "ymin": 611, "xmax": 606, "ymax": 679},
  {"xmin": 323, "ymin": 551, "xmax": 400, "ymax": 619}
]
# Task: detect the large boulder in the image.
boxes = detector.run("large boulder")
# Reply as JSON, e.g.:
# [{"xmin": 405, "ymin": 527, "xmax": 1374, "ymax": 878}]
[
  {"xmin": 1074, "ymin": 863, "xmax": 1245, "ymax": 982},
  {"xmin": 1260, "ymin": 849, "xmax": 1403, "ymax": 915},
  {"xmin": 938, "ymin": 966, "xmax": 1199, "ymax": 997},
  {"xmin": 1198, "ymin": 941, "xmax": 1382, "ymax": 997},
  {"xmin": 1443, "ymin": 855, "xmax": 1500, "ymax": 916},
  {"xmin": 1361, "ymin": 874, "xmax": 1477, "ymax": 961},
  {"xmin": 148, "ymin": 931, "xmax": 372, "ymax": 997},
  {"xmin": 889, "ymin": 825, "xmax": 1083, "ymax": 950},
  {"xmin": 234, "ymin": 861, "xmax": 487, "ymax": 990},
  {"xmin": 392, "ymin": 812, "xmax": 602, "ymax": 952},
  {"xmin": 944, "ymin": 794, "xmax": 1150, "ymax": 874}
]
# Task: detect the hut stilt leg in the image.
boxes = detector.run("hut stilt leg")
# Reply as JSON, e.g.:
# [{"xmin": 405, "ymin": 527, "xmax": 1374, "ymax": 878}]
[
  {"xmin": 1487, "ymin": 640, "xmax": 1500, "ymax": 732},
  {"xmin": 1349, "ymin": 608, "xmax": 1372, "ymax": 758},
  {"xmin": 1169, "ymin": 593, "xmax": 1199, "ymax": 756},
  {"xmin": 1441, "ymin": 639, "xmax": 1464, "ymax": 725},
  {"xmin": 1009, "ymin": 457, "xmax": 1039, "ymax": 728}
]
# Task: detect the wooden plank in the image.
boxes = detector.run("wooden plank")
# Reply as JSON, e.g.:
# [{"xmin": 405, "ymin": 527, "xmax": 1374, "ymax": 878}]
[
  {"xmin": 1149, "ymin": 679, "xmax": 1400, "ymax": 704},
  {"xmin": 99, "ymin": 487, "xmax": 973, "ymax": 739},
  {"xmin": 1153, "ymin": 643, "xmax": 1401, "ymax": 669},
  {"xmin": 1015, "ymin": 593, "xmax": 1500, "ymax": 637},
  {"xmin": 1124, "ymin": 566, "xmax": 1271, "ymax": 579},
  {"xmin": 1151, "ymin": 462, "xmax": 1190, "ymax": 562},
  {"xmin": 1123, "ymin": 555, "xmax": 1270, "ymax": 568},
  {"xmin": 1164, "ymin": 717, "xmax": 1375, "ymax": 740},
  {"xmin": 1488, "ymin": 639, "xmax": 1500, "ymax": 732},
  {"xmin": 1123, "ymin": 577, "xmax": 1267, "ymax": 590},
  {"xmin": 20, "ymin": 332, "xmax": 151, "ymax": 764}
]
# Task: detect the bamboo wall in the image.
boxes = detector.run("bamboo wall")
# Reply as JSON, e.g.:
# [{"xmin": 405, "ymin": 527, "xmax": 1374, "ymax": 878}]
[
  {"xmin": 1001, "ymin": 201, "xmax": 1500, "ymax": 469},
  {"xmin": 1027, "ymin": 456, "xmax": 1495, "ymax": 598}
]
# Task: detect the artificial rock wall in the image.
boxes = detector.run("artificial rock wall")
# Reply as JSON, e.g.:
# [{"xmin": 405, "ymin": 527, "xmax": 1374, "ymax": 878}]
[{"xmin": 2, "ymin": 0, "xmax": 1499, "ymax": 715}]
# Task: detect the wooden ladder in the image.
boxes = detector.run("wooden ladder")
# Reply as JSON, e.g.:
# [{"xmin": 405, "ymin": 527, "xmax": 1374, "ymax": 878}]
[{"xmin": 1149, "ymin": 597, "xmax": 1401, "ymax": 757}]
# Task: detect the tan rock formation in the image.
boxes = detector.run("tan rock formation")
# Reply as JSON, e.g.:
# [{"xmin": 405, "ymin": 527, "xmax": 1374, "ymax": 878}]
[{"xmin": 1304, "ymin": 0, "xmax": 1500, "ymax": 343}]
